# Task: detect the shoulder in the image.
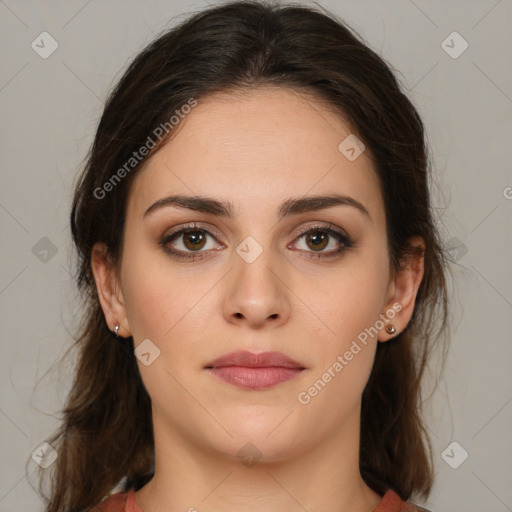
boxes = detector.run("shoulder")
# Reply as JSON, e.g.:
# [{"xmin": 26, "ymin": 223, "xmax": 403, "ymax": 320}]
[{"xmin": 376, "ymin": 489, "xmax": 432, "ymax": 512}]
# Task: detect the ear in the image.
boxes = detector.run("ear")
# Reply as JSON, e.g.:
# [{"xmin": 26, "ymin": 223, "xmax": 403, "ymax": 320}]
[
  {"xmin": 378, "ymin": 236, "xmax": 425, "ymax": 342},
  {"xmin": 90, "ymin": 242, "xmax": 131, "ymax": 338}
]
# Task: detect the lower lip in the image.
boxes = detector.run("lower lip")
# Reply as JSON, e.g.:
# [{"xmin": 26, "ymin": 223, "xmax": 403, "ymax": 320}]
[{"xmin": 207, "ymin": 366, "xmax": 304, "ymax": 390}]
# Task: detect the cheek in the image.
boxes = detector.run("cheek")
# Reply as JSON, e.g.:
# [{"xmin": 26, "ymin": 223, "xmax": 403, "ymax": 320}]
[
  {"xmin": 297, "ymin": 342, "xmax": 376, "ymax": 431},
  {"xmin": 298, "ymin": 256, "xmax": 389, "ymax": 400},
  {"xmin": 120, "ymin": 238, "xmax": 187, "ymax": 341},
  {"xmin": 120, "ymin": 242, "xmax": 221, "ymax": 361},
  {"xmin": 311, "ymin": 260, "xmax": 389, "ymax": 351},
  {"xmin": 296, "ymin": 270, "xmax": 386, "ymax": 413}
]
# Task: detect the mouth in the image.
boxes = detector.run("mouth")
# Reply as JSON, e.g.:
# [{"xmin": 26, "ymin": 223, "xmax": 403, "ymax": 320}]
[{"xmin": 204, "ymin": 350, "xmax": 307, "ymax": 390}]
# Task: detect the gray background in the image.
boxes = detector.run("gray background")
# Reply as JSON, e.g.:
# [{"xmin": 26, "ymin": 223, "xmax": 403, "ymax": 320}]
[{"xmin": 1, "ymin": 0, "xmax": 511, "ymax": 510}]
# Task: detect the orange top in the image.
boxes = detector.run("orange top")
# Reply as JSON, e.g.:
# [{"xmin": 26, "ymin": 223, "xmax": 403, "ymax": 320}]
[{"xmin": 94, "ymin": 487, "xmax": 430, "ymax": 511}]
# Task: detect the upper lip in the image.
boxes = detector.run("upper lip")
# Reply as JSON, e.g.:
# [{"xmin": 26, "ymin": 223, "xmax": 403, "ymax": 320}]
[{"xmin": 205, "ymin": 350, "xmax": 305, "ymax": 369}]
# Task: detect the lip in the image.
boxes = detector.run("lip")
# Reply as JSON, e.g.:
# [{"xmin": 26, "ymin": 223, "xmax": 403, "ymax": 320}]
[{"xmin": 205, "ymin": 350, "xmax": 306, "ymax": 390}]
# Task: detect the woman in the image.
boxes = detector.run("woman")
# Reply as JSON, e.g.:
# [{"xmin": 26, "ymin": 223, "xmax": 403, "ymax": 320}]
[{"xmin": 35, "ymin": 1, "xmax": 449, "ymax": 511}]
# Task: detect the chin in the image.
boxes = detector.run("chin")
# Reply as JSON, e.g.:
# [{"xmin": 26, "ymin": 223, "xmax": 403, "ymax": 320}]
[
  {"xmin": 203, "ymin": 413, "xmax": 310, "ymax": 462},
  {"xmin": 213, "ymin": 434, "xmax": 305, "ymax": 466}
]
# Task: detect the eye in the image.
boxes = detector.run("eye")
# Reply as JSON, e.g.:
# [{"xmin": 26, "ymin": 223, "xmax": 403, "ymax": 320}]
[
  {"xmin": 159, "ymin": 222, "xmax": 354, "ymax": 262},
  {"xmin": 289, "ymin": 224, "xmax": 354, "ymax": 260},
  {"xmin": 159, "ymin": 223, "xmax": 223, "ymax": 261}
]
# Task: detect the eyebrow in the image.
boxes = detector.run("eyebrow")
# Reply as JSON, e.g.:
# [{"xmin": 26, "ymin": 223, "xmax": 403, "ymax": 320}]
[{"xmin": 143, "ymin": 193, "xmax": 371, "ymax": 221}]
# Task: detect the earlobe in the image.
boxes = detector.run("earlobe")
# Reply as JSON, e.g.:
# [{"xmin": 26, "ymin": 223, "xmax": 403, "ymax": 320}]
[
  {"xmin": 90, "ymin": 242, "xmax": 131, "ymax": 338},
  {"xmin": 384, "ymin": 324, "xmax": 396, "ymax": 336},
  {"xmin": 378, "ymin": 237, "xmax": 425, "ymax": 342}
]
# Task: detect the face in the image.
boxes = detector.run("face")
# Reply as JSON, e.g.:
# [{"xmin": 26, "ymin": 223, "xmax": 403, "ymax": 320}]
[{"xmin": 93, "ymin": 86, "xmax": 420, "ymax": 464}]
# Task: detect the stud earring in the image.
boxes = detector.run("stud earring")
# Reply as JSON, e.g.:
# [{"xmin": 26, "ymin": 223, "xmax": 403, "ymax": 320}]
[
  {"xmin": 385, "ymin": 324, "xmax": 396, "ymax": 335},
  {"xmin": 114, "ymin": 324, "xmax": 119, "ymax": 337}
]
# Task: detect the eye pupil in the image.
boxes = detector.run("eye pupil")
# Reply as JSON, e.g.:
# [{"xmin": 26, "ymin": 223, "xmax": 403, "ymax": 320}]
[
  {"xmin": 307, "ymin": 232, "xmax": 328, "ymax": 251},
  {"xmin": 184, "ymin": 230, "xmax": 206, "ymax": 250}
]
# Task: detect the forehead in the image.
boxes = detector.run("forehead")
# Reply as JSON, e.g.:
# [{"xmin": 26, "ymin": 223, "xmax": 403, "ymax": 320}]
[{"xmin": 127, "ymin": 86, "xmax": 383, "ymax": 222}]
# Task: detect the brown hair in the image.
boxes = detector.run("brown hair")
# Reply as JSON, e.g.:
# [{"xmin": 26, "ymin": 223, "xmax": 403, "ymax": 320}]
[{"xmin": 33, "ymin": 1, "xmax": 449, "ymax": 510}]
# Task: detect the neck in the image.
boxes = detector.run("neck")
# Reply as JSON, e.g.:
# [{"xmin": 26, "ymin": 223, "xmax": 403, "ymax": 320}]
[{"xmin": 135, "ymin": 405, "xmax": 382, "ymax": 512}]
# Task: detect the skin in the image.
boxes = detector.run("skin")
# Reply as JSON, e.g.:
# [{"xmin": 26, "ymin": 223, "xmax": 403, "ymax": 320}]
[{"xmin": 91, "ymin": 86, "xmax": 424, "ymax": 512}]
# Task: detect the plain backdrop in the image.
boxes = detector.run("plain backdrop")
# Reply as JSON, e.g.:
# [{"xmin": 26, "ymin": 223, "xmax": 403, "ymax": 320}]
[{"xmin": 0, "ymin": 1, "xmax": 511, "ymax": 510}]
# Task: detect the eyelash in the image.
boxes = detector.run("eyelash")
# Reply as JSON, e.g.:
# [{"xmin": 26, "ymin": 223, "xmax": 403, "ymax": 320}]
[{"xmin": 159, "ymin": 222, "xmax": 354, "ymax": 262}]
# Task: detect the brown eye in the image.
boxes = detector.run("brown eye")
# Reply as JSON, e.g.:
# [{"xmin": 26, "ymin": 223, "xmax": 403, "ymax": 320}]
[
  {"xmin": 304, "ymin": 231, "xmax": 329, "ymax": 251},
  {"xmin": 160, "ymin": 223, "xmax": 223, "ymax": 261},
  {"xmin": 182, "ymin": 230, "xmax": 207, "ymax": 251},
  {"xmin": 290, "ymin": 225, "xmax": 354, "ymax": 260}
]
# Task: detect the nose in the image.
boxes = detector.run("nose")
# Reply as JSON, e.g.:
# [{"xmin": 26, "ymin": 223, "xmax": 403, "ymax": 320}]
[{"xmin": 222, "ymin": 247, "xmax": 291, "ymax": 329}]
